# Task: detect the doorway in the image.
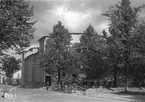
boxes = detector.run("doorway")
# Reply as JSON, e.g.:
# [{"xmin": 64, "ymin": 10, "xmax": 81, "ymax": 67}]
[{"xmin": 45, "ymin": 76, "xmax": 51, "ymax": 86}]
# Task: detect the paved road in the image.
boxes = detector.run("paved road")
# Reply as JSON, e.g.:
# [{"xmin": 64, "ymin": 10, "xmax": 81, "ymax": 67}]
[{"xmin": 0, "ymin": 85, "xmax": 131, "ymax": 102}]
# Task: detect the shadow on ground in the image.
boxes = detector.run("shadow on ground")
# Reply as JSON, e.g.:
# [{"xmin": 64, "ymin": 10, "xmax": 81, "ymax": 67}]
[{"xmin": 113, "ymin": 91, "xmax": 145, "ymax": 102}]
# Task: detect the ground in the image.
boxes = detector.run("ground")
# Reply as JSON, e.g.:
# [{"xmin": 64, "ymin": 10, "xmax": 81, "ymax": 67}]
[{"xmin": 0, "ymin": 84, "xmax": 145, "ymax": 102}]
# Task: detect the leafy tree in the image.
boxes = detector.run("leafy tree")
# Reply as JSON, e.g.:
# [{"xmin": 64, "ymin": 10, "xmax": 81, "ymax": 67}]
[
  {"xmin": 39, "ymin": 21, "xmax": 72, "ymax": 87},
  {"xmin": 1, "ymin": 56, "xmax": 21, "ymax": 79},
  {"xmin": 0, "ymin": 0, "xmax": 36, "ymax": 53},
  {"xmin": 130, "ymin": 20, "xmax": 145, "ymax": 86},
  {"xmin": 103, "ymin": 0, "xmax": 145, "ymax": 90},
  {"xmin": 79, "ymin": 25, "xmax": 107, "ymax": 80},
  {"xmin": 70, "ymin": 43, "xmax": 85, "ymax": 82},
  {"xmin": 102, "ymin": 29, "xmax": 123, "ymax": 88}
]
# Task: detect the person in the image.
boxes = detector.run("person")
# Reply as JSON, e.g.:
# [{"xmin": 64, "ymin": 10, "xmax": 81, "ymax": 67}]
[
  {"xmin": 46, "ymin": 81, "xmax": 49, "ymax": 90},
  {"xmin": 2, "ymin": 82, "xmax": 9, "ymax": 98}
]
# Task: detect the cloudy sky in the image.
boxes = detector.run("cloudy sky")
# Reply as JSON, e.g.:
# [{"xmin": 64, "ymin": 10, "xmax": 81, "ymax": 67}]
[
  {"xmin": 29, "ymin": 0, "xmax": 145, "ymax": 45},
  {"xmin": 7, "ymin": 0, "xmax": 145, "ymax": 59}
]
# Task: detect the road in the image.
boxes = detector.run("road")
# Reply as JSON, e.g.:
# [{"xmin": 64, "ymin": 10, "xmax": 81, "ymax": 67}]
[{"xmin": 0, "ymin": 85, "xmax": 130, "ymax": 102}]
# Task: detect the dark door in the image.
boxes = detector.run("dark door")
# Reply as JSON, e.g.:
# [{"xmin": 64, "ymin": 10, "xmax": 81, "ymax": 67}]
[{"xmin": 45, "ymin": 76, "xmax": 51, "ymax": 86}]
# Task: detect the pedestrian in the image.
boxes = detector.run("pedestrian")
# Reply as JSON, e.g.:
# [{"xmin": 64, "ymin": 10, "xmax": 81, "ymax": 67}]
[
  {"xmin": 2, "ymin": 82, "xmax": 9, "ymax": 98},
  {"xmin": 46, "ymin": 81, "xmax": 49, "ymax": 90}
]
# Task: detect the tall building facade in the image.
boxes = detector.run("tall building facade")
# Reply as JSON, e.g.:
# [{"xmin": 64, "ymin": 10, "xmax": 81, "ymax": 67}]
[
  {"xmin": 22, "ymin": 33, "xmax": 81, "ymax": 87},
  {"xmin": 23, "ymin": 36, "xmax": 49, "ymax": 87}
]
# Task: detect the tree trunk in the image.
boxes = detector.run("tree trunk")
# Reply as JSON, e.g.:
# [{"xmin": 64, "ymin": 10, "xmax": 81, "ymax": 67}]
[
  {"xmin": 57, "ymin": 71, "xmax": 61, "ymax": 89},
  {"xmin": 124, "ymin": 45, "xmax": 129, "ymax": 91},
  {"xmin": 113, "ymin": 67, "xmax": 117, "ymax": 88},
  {"xmin": 124, "ymin": 61, "xmax": 128, "ymax": 91}
]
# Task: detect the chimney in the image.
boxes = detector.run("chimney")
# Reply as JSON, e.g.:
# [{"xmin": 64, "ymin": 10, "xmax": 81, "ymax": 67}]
[{"xmin": 38, "ymin": 36, "xmax": 49, "ymax": 52}]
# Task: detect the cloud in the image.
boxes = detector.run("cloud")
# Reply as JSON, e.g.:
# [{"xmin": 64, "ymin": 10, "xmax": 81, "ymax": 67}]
[
  {"xmin": 29, "ymin": 0, "xmax": 145, "ymax": 44},
  {"xmin": 6, "ymin": 0, "xmax": 145, "ymax": 59},
  {"xmin": 54, "ymin": 6, "xmax": 97, "ymax": 32},
  {"xmin": 30, "ymin": 0, "xmax": 104, "ymax": 35},
  {"xmin": 95, "ymin": 21, "xmax": 109, "ymax": 33}
]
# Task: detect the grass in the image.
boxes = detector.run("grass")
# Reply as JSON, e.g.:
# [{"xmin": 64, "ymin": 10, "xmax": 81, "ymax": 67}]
[{"xmin": 116, "ymin": 90, "xmax": 145, "ymax": 95}]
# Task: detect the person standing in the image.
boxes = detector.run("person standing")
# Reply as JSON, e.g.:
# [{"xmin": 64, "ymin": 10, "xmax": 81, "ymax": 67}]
[{"xmin": 46, "ymin": 81, "xmax": 49, "ymax": 90}]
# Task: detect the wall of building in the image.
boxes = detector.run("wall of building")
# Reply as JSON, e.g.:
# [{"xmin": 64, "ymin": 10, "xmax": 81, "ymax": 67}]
[
  {"xmin": 23, "ymin": 36, "xmax": 49, "ymax": 87},
  {"xmin": 0, "ymin": 69, "xmax": 5, "ymax": 84},
  {"xmin": 34, "ymin": 54, "xmax": 44, "ymax": 85},
  {"xmin": 24, "ymin": 52, "xmax": 45, "ymax": 87},
  {"xmin": 11, "ymin": 70, "xmax": 21, "ymax": 85},
  {"xmin": 23, "ymin": 34, "xmax": 82, "ymax": 87},
  {"xmin": 13, "ymin": 70, "xmax": 21, "ymax": 79}
]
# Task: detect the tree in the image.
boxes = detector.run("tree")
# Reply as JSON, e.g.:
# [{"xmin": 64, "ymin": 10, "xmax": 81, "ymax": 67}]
[
  {"xmin": 103, "ymin": 29, "xmax": 123, "ymax": 88},
  {"xmin": 70, "ymin": 43, "xmax": 85, "ymax": 82},
  {"xmin": 130, "ymin": 20, "xmax": 145, "ymax": 86},
  {"xmin": 79, "ymin": 25, "xmax": 107, "ymax": 80},
  {"xmin": 103, "ymin": 0, "xmax": 145, "ymax": 90},
  {"xmin": 0, "ymin": 0, "xmax": 36, "ymax": 53},
  {"xmin": 1, "ymin": 56, "xmax": 21, "ymax": 79},
  {"xmin": 39, "ymin": 21, "xmax": 72, "ymax": 87}
]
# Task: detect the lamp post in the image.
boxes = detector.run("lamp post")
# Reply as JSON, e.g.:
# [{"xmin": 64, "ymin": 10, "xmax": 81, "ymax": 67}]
[{"xmin": 21, "ymin": 47, "xmax": 39, "ymax": 86}]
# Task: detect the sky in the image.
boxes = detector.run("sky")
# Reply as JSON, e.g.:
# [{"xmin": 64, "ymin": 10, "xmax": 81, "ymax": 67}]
[
  {"xmin": 8, "ymin": 0, "xmax": 145, "ymax": 58},
  {"xmin": 29, "ymin": 0, "xmax": 145, "ymax": 45}
]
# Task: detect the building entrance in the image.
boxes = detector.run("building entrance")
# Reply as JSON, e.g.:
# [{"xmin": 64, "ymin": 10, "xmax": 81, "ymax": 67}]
[{"xmin": 45, "ymin": 76, "xmax": 51, "ymax": 86}]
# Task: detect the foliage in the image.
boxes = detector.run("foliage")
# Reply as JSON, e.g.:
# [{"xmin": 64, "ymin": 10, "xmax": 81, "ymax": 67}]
[
  {"xmin": 79, "ymin": 25, "xmax": 107, "ymax": 80},
  {"xmin": 103, "ymin": 0, "xmax": 145, "ymax": 89},
  {"xmin": 1, "ymin": 56, "xmax": 21, "ymax": 78},
  {"xmin": 0, "ymin": 0, "xmax": 36, "ymax": 53},
  {"xmin": 39, "ymin": 21, "xmax": 81, "ymax": 86},
  {"xmin": 70, "ymin": 43, "xmax": 86, "ymax": 81}
]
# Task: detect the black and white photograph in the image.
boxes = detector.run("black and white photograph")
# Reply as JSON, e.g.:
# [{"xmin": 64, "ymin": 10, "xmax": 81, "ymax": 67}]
[{"xmin": 0, "ymin": 0, "xmax": 145, "ymax": 102}]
